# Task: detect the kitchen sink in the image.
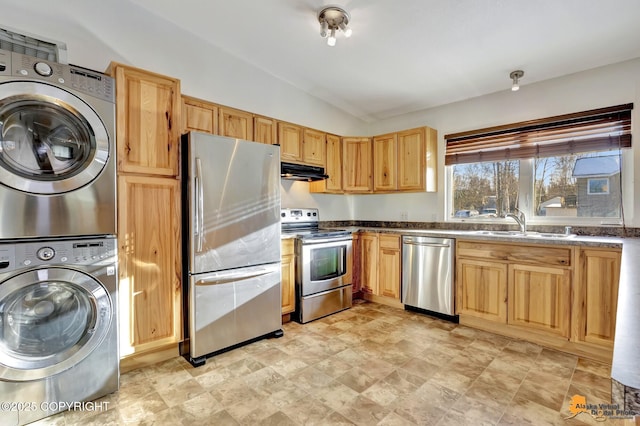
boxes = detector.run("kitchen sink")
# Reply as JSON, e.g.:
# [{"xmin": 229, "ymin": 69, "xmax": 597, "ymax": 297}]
[
  {"xmin": 472, "ymin": 230, "xmax": 525, "ymax": 236},
  {"xmin": 471, "ymin": 230, "xmax": 575, "ymax": 239}
]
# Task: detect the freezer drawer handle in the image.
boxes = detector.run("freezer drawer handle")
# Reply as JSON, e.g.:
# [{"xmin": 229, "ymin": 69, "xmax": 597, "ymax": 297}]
[{"xmin": 196, "ymin": 269, "xmax": 275, "ymax": 286}]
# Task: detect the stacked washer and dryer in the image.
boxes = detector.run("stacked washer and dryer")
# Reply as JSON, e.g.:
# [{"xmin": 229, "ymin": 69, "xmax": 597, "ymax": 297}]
[{"xmin": 0, "ymin": 48, "xmax": 119, "ymax": 425}]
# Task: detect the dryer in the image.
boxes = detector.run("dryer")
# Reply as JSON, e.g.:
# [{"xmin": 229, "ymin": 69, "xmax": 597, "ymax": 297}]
[
  {"xmin": 0, "ymin": 49, "xmax": 116, "ymax": 239},
  {"xmin": 0, "ymin": 236, "xmax": 118, "ymax": 425}
]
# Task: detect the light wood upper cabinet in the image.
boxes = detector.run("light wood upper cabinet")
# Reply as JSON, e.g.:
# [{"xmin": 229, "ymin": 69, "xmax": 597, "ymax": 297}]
[
  {"xmin": 182, "ymin": 96, "xmax": 218, "ymax": 135},
  {"xmin": 508, "ymin": 264, "xmax": 571, "ymax": 338},
  {"xmin": 118, "ymin": 175, "xmax": 181, "ymax": 354},
  {"xmin": 343, "ymin": 137, "xmax": 373, "ymax": 192},
  {"xmin": 254, "ymin": 115, "xmax": 277, "ymax": 145},
  {"xmin": 278, "ymin": 121, "xmax": 304, "ymax": 162},
  {"xmin": 398, "ymin": 127, "xmax": 427, "ymax": 191},
  {"xmin": 109, "ymin": 63, "xmax": 180, "ymax": 176},
  {"xmin": 573, "ymin": 248, "xmax": 621, "ymax": 347},
  {"xmin": 456, "ymin": 257, "xmax": 508, "ymax": 323},
  {"xmin": 219, "ymin": 106, "xmax": 253, "ymax": 140},
  {"xmin": 281, "ymin": 239, "xmax": 295, "ymax": 315},
  {"xmin": 302, "ymin": 128, "xmax": 326, "ymax": 166},
  {"xmin": 309, "ymin": 134, "xmax": 343, "ymax": 194},
  {"xmin": 373, "ymin": 133, "xmax": 398, "ymax": 191},
  {"xmin": 378, "ymin": 235, "xmax": 401, "ymax": 299}
]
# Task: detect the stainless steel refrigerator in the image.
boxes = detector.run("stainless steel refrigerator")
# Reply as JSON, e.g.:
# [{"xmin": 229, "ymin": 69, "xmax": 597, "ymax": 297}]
[{"xmin": 181, "ymin": 132, "xmax": 282, "ymax": 367}]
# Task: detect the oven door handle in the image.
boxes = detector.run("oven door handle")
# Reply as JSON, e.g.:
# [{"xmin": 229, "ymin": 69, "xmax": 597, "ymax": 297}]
[{"xmin": 301, "ymin": 236, "xmax": 353, "ymax": 245}]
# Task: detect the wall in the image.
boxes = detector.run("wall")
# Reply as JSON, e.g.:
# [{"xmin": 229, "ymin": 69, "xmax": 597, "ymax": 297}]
[
  {"xmin": 354, "ymin": 58, "xmax": 640, "ymax": 226},
  {"xmin": 3, "ymin": 3, "xmax": 639, "ymax": 224}
]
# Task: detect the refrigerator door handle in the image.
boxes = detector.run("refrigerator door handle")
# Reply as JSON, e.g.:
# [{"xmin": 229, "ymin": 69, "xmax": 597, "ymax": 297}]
[
  {"xmin": 195, "ymin": 264, "xmax": 280, "ymax": 286},
  {"xmin": 195, "ymin": 157, "xmax": 204, "ymax": 252}
]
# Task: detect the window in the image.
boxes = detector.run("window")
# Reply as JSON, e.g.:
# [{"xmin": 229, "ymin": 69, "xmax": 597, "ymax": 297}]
[{"xmin": 446, "ymin": 104, "xmax": 632, "ymax": 224}]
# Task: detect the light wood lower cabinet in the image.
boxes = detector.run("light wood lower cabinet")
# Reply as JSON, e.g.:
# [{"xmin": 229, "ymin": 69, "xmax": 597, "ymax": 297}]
[
  {"xmin": 456, "ymin": 239, "xmax": 621, "ymax": 362},
  {"xmin": 456, "ymin": 258, "xmax": 507, "ymax": 323},
  {"xmin": 118, "ymin": 175, "xmax": 181, "ymax": 357},
  {"xmin": 357, "ymin": 233, "xmax": 402, "ymax": 306},
  {"xmin": 573, "ymin": 248, "xmax": 621, "ymax": 347},
  {"xmin": 281, "ymin": 239, "xmax": 295, "ymax": 315},
  {"xmin": 508, "ymin": 264, "xmax": 571, "ymax": 338},
  {"xmin": 378, "ymin": 235, "xmax": 401, "ymax": 299},
  {"xmin": 359, "ymin": 233, "xmax": 378, "ymax": 295}
]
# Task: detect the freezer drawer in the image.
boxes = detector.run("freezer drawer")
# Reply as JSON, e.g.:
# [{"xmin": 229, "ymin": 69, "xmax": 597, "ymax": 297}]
[
  {"xmin": 189, "ymin": 263, "xmax": 282, "ymax": 360},
  {"xmin": 402, "ymin": 236, "xmax": 455, "ymax": 316},
  {"xmin": 297, "ymin": 284, "xmax": 352, "ymax": 324}
]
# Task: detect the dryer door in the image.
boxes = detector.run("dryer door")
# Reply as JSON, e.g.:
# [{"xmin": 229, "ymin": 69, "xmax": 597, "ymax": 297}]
[
  {"xmin": 0, "ymin": 267, "xmax": 112, "ymax": 381},
  {"xmin": 0, "ymin": 81, "xmax": 110, "ymax": 195}
]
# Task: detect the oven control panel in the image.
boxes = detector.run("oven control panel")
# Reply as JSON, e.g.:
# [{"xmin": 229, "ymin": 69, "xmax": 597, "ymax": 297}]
[{"xmin": 281, "ymin": 208, "xmax": 319, "ymax": 225}]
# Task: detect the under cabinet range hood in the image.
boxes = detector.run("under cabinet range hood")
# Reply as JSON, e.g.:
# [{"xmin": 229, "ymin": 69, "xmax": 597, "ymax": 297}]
[{"xmin": 281, "ymin": 162, "xmax": 329, "ymax": 182}]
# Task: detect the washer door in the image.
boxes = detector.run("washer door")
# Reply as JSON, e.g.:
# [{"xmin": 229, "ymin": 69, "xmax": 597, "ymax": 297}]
[
  {"xmin": 0, "ymin": 267, "xmax": 112, "ymax": 381},
  {"xmin": 0, "ymin": 81, "xmax": 110, "ymax": 195}
]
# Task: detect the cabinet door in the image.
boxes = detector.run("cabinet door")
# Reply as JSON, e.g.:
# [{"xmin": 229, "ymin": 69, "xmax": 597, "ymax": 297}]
[
  {"xmin": 254, "ymin": 115, "xmax": 277, "ymax": 145},
  {"xmin": 359, "ymin": 233, "xmax": 379, "ymax": 294},
  {"xmin": 219, "ymin": 106, "xmax": 253, "ymax": 140},
  {"xmin": 378, "ymin": 235, "xmax": 401, "ymax": 299},
  {"xmin": 112, "ymin": 64, "xmax": 180, "ymax": 176},
  {"xmin": 509, "ymin": 264, "xmax": 571, "ymax": 338},
  {"xmin": 278, "ymin": 122, "xmax": 303, "ymax": 162},
  {"xmin": 574, "ymin": 249, "xmax": 621, "ymax": 346},
  {"xmin": 118, "ymin": 175, "xmax": 181, "ymax": 354},
  {"xmin": 456, "ymin": 258, "xmax": 507, "ymax": 323},
  {"xmin": 309, "ymin": 134, "xmax": 342, "ymax": 194},
  {"xmin": 182, "ymin": 96, "xmax": 218, "ymax": 134},
  {"xmin": 303, "ymin": 128, "xmax": 326, "ymax": 166},
  {"xmin": 373, "ymin": 133, "xmax": 397, "ymax": 191},
  {"xmin": 343, "ymin": 137, "xmax": 373, "ymax": 193},
  {"xmin": 397, "ymin": 127, "xmax": 425, "ymax": 191},
  {"xmin": 281, "ymin": 239, "xmax": 296, "ymax": 315}
]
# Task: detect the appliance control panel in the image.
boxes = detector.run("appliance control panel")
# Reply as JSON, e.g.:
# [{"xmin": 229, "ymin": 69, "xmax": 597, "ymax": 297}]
[
  {"xmin": 0, "ymin": 48, "xmax": 115, "ymax": 102},
  {"xmin": 0, "ymin": 238, "xmax": 117, "ymax": 272},
  {"xmin": 281, "ymin": 208, "xmax": 319, "ymax": 225}
]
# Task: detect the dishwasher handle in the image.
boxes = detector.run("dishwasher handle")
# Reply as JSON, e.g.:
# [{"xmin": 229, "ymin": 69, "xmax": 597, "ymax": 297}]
[
  {"xmin": 403, "ymin": 241, "xmax": 451, "ymax": 248},
  {"xmin": 402, "ymin": 236, "xmax": 453, "ymax": 248}
]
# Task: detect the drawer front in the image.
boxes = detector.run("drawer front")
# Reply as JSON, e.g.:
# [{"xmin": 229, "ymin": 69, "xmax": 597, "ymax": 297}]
[
  {"xmin": 379, "ymin": 234, "xmax": 401, "ymax": 250},
  {"xmin": 457, "ymin": 240, "xmax": 572, "ymax": 267}
]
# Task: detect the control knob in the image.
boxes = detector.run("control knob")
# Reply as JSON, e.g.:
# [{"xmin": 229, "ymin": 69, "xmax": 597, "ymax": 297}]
[
  {"xmin": 34, "ymin": 62, "xmax": 53, "ymax": 77},
  {"xmin": 37, "ymin": 247, "xmax": 55, "ymax": 261}
]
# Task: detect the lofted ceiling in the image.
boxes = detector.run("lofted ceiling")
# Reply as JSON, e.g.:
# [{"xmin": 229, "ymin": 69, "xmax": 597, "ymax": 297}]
[
  {"xmin": 5, "ymin": 0, "xmax": 640, "ymax": 123},
  {"xmin": 127, "ymin": 0, "xmax": 640, "ymax": 122}
]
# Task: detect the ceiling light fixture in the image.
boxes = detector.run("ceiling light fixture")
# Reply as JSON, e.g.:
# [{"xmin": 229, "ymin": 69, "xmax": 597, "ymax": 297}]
[
  {"xmin": 318, "ymin": 6, "xmax": 351, "ymax": 47},
  {"xmin": 510, "ymin": 70, "xmax": 524, "ymax": 91}
]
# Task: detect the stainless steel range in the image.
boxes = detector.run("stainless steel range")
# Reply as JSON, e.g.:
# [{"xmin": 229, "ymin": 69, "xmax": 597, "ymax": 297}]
[{"xmin": 281, "ymin": 208, "xmax": 353, "ymax": 323}]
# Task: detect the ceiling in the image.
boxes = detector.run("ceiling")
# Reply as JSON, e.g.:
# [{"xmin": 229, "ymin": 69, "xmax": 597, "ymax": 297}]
[{"xmin": 72, "ymin": 1, "xmax": 640, "ymax": 122}]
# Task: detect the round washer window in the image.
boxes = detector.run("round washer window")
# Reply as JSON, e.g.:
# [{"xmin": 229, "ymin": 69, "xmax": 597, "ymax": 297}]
[
  {"xmin": 0, "ymin": 267, "xmax": 112, "ymax": 381},
  {"xmin": 0, "ymin": 81, "xmax": 110, "ymax": 195}
]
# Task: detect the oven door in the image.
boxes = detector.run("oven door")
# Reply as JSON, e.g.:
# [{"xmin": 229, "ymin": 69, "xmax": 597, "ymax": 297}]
[{"xmin": 297, "ymin": 237, "xmax": 352, "ymax": 296}]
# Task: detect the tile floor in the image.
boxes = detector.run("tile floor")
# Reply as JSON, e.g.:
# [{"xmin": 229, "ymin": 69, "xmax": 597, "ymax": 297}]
[{"xmin": 36, "ymin": 300, "xmax": 629, "ymax": 425}]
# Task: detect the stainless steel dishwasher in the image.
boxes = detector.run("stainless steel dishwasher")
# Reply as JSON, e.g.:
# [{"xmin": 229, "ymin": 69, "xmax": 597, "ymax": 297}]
[{"xmin": 402, "ymin": 235, "xmax": 456, "ymax": 318}]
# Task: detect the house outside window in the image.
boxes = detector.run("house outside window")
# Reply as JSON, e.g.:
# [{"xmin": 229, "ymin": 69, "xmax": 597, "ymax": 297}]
[{"xmin": 445, "ymin": 104, "xmax": 632, "ymax": 225}]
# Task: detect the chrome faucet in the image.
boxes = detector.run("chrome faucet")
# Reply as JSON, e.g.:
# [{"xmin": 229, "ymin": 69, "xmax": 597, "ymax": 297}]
[{"xmin": 506, "ymin": 208, "xmax": 527, "ymax": 233}]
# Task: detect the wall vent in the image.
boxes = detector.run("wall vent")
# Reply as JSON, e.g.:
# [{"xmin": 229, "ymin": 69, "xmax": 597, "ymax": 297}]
[{"xmin": 0, "ymin": 26, "xmax": 67, "ymax": 63}]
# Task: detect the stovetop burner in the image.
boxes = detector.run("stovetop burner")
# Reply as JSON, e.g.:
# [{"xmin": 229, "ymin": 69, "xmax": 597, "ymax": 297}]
[{"xmin": 281, "ymin": 208, "xmax": 351, "ymax": 241}]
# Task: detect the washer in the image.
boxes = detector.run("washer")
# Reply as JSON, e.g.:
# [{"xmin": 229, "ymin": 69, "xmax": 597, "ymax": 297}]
[
  {"xmin": 0, "ymin": 237, "xmax": 118, "ymax": 426},
  {"xmin": 0, "ymin": 48, "xmax": 116, "ymax": 239}
]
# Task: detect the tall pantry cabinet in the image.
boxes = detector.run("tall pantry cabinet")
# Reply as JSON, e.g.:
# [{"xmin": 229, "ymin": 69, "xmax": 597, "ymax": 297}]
[{"xmin": 107, "ymin": 63, "xmax": 182, "ymax": 368}]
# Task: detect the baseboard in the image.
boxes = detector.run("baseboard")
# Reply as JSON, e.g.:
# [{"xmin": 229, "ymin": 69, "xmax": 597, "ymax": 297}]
[{"xmin": 119, "ymin": 344, "xmax": 180, "ymax": 374}]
